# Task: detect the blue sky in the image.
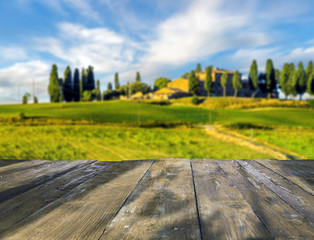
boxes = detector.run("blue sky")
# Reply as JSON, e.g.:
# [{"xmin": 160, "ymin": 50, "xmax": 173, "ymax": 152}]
[{"xmin": 1, "ymin": 0, "xmax": 314, "ymax": 103}]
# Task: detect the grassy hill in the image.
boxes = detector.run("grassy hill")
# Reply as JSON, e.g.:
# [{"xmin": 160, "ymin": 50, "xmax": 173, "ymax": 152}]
[
  {"xmin": 0, "ymin": 99, "xmax": 313, "ymax": 127},
  {"xmin": 0, "ymin": 98, "xmax": 313, "ymax": 160}
]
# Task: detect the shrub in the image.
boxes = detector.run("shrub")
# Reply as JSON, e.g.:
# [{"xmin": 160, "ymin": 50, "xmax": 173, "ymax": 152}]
[
  {"xmin": 191, "ymin": 96, "xmax": 199, "ymax": 105},
  {"xmin": 19, "ymin": 112, "xmax": 26, "ymax": 120}
]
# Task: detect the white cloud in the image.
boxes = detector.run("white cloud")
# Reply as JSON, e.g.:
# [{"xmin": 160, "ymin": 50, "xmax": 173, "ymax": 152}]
[
  {"xmin": 0, "ymin": 61, "xmax": 50, "ymax": 103},
  {"xmin": 35, "ymin": 22, "xmax": 141, "ymax": 73},
  {"xmin": 0, "ymin": 47, "xmax": 27, "ymax": 61},
  {"xmin": 134, "ymin": 0, "xmax": 270, "ymax": 78}
]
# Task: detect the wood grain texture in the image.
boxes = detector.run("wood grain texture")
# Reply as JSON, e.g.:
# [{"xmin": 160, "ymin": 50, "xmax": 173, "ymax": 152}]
[
  {"xmin": 0, "ymin": 160, "xmax": 90, "ymax": 204},
  {"xmin": 101, "ymin": 159, "xmax": 201, "ymax": 240},
  {"xmin": 238, "ymin": 159, "xmax": 314, "ymax": 222},
  {"xmin": 219, "ymin": 160, "xmax": 314, "ymax": 239},
  {"xmin": 0, "ymin": 159, "xmax": 28, "ymax": 168},
  {"xmin": 0, "ymin": 160, "xmax": 100, "ymax": 235},
  {"xmin": 2, "ymin": 160, "xmax": 153, "ymax": 240},
  {"xmin": 0, "ymin": 159, "xmax": 313, "ymax": 240},
  {"xmin": 254, "ymin": 159, "xmax": 314, "ymax": 195},
  {"xmin": 191, "ymin": 159, "xmax": 270, "ymax": 239}
]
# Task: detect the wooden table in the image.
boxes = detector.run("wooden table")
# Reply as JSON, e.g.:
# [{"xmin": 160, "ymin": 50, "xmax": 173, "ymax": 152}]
[{"xmin": 0, "ymin": 159, "xmax": 313, "ymax": 239}]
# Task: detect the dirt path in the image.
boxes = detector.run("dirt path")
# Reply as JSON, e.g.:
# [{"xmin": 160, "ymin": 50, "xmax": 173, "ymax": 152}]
[{"xmin": 201, "ymin": 125, "xmax": 305, "ymax": 160}]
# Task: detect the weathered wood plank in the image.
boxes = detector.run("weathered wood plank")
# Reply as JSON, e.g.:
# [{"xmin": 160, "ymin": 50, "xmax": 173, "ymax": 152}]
[
  {"xmin": 238, "ymin": 159, "xmax": 314, "ymax": 222},
  {"xmin": 192, "ymin": 159, "xmax": 270, "ymax": 239},
  {"xmin": 101, "ymin": 159, "xmax": 200, "ymax": 240},
  {"xmin": 0, "ymin": 159, "xmax": 28, "ymax": 168},
  {"xmin": 0, "ymin": 160, "xmax": 104, "ymax": 235},
  {"xmin": 254, "ymin": 159, "xmax": 314, "ymax": 195},
  {"xmin": 3, "ymin": 160, "xmax": 153, "ymax": 240},
  {"xmin": 219, "ymin": 160, "xmax": 313, "ymax": 239},
  {"xmin": 0, "ymin": 160, "xmax": 90, "ymax": 204},
  {"xmin": 0, "ymin": 160, "xmax": 50, "ymax": 184}
]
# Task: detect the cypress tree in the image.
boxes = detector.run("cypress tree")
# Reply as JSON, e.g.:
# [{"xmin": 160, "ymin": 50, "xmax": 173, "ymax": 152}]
[
  {"xmin": 63, "ymin": 66, "xmax": 72, "ymax": 102},
  {"xmin": 107, "ymin": 82, "xmax": 113, "ymax": 91},
  {"xmin": 86, "ymin": 66, "xmax": 95, "ymax": 91},
  {"xmin": 305, "ymin": 60, "xmax": 313, "ymax": 79},
  {"xmin": 265, "ymin": 59, "xmax": 276, "ymax": 98},
  {"xmin": 22, "ymin": 93, "xmax": 30, "ymax": 104},
  {"xmin": 196, "ymin": 63, "xmax": 201, "ymax": 73},
  {"xmin": 293, "ymin": 61, "xmax": 307, "ymax": 100},
  {"xmin": 307, "ymin": 69, "xmax": 314, "ymax": 96},
  {"xmin": 204, "ymin": 66, "xmax": 212, "ymax": 97},
  {"xmin": 188, "ymin": 70, "xmax": 200, "ymax": 95},
  {"xmin": 33, "ymin": 96, "xmax": 38, "ymax": 104},
  {"xmin": 114, "ymin": 72, "xmax": 120, "ymax": 90},
  {"xmin": 73, "ymin": 68, "xmax": 80, "ymax": 102},
  {"xmin": 288, "ymin": 64, "xmax": 297, "ymax": 97},
  {"xmin": 136, "ymin": 71, "xmax": 141, "ymax": 82},
  {"xmin": 48, "ymin": 64, "xmax": 62, "ymax": 102},
  {"xmin": 81, "ymin": 68, "xmax": 87, "ymax": 98},
  {"xmin": 220, "ymin": 72, "xmax": 228, "ymax": 97},
  {"xmin": 280, "ymin": 63, "xmax": 290, "ymax": 99},
  {"xmin": 275, "ymin": 69, "xmax": 281, "ymax": 84},
  {"xmin": 96, "ymin": 80, "xmax": 101, "ymax": 101},
  {"xmin": 232, "ymin": 70, "xmax": 242, "ymax": 97},
  {"xmin": 248, "ymin": 60, "xmax": 258, "ymax": 98}
]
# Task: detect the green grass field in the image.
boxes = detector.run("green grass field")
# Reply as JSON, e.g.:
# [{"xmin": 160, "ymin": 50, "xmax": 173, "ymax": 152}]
[
  {"xmin": 0, "ymin": 100, "xmax": 313, "ymax": 127},
  {"xmin": 0, "ymin": 125, "xmax": 273, "ymax": 161},
  {"xmin": 0, "ymin": 98, "xmax": 313, "ymax": 161},
  {"xmin": 237, "ymin": 127, "xmax": 314, "ymax": 159}
]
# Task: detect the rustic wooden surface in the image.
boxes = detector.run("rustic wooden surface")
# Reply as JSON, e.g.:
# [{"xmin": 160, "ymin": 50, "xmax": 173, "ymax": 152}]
[{"xmin": 0, "ymin": 158, "xmax": 313, "ymax": 240}]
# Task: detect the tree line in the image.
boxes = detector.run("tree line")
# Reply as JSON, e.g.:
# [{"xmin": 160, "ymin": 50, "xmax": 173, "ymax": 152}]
[
  {"xmin": 47, "ymin": 59, "xmax": 314, "ymax": 103},
  {"xmin": 187, "ymin": 59, "xmax": 314, "ymax": 99},
  {"xmin": 248, "ymin": 59, "xmax": 314, "ymax": 99},
  {"xmin": 48, "ymin": 64, "xmax": 151, "ymax": 102}
]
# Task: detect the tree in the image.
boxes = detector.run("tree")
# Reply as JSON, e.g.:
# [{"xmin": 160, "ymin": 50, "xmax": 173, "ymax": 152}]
[
  {"xmin": 81, "ymin": 68, "xmax": 87, "ymax": 94},
  {"xmin": 181, "ymin": 72, "xmax": 189, "ymax": 79},
  {"xmin": 114, "ymin": 72, "xmax": 120, "ymax": 90},
  {"xmin": 275, "ymin": 69, "xmax": 281, "ymax": 84},
  {"xmin": 107, "ymin": 82, "xmax": 113, "ymax": 91},
  {"xmin": 96, "ymin": 80, "xmax": 101, "ymax": 101},
  {"xmin": 265, "ymin": 59, "xmax": 276, "ymax": 98},
  {"xmin": 82, "ymin": 91, "xmax": 92, "ymax": 101},
  {"xmin": 258, "ymin": 73, "xmax": 267, "ymax": 93},
  {"xmin": 73, "ymin": 68, "xmax": 80, "ymax": 102},
  {"xmin": 48, "ymin": 64, "xmax": 62, "ymax": 102},
  {"xmin": 33, "ymin": 96, "xmax": 38, "ymax": 104},
  {"xmin": 196, "ymin": 63, "xmax": 201, "ymax": 73},
  {"xmin": 248, "ymin": 60, "xmax": 258, "ymax": 98},
  {"xmin": 86, "ymin": 66, "xmax": 95, "ymax": 91},
  {"xmin": 305, "ymin": 60, "xmax": 313, "ymax": 79},
  {"xmin": 129, "ymin": 82, "xmax": 150, "ymax": 94},
  {"xmin": 188, "ymin": 70, "xmax": 200, "ymax": 95},
  {"xmin": 63, "ymin": 66, "xmax": 72, "ymax": 102},
  {"xmin": 232, "ymin": 70, "xmax": 242, "ymax": 97},
  {"xmin": 220, "ymin": 72, "xmax": 228, "ymax": 97},
  {"xmin": 204, "ymin": 66, "xmax": 212, "ymax": 97},
  {"xmin": 136, "ymin": 71, "xmax": 141, "ymax": 82},
  {"xmin": 288, "ymin": 63, "xmax": 296, "ymax": 97},
  {"xmin": 22, "ymin": 93, "xmax": 31, "ymax": 104},
  {"xmin": 280, "ymin": 63, "xmax": 290, "ymax": 99},
  {"xmin": 307, "ymin": 69, "xmax": 314, "ymax": 96},
  {"xmin": 154, "ymin": 77, "xmax": 171, "ymax": 90},
  {"xmin": 293, "ymin": 61, "xmax": 307, "ymax": 100}
]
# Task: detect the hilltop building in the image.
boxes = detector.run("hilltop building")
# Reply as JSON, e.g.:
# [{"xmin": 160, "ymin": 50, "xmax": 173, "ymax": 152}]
[
  {"xmin": 153, "ymin": 87, "xmax": 190, "ymax": 100},
  {"xmin": 151, "ymin": 67, "xmax": 246, "ymax": 99},
  {"xmin": 131, "ymin": 67, "xmax": 253, "ymax": 100}
]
